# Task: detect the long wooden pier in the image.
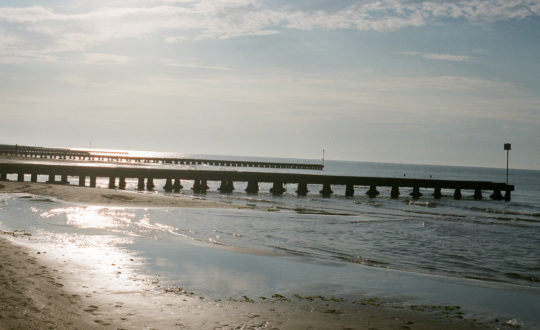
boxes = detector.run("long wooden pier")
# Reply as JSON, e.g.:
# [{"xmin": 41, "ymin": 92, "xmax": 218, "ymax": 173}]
[
  {"xmin": 0, "ymin": 145, "xmax": 323, "ymax": 170},
  {"xmin": 0, "ymin": 161, "xmax": 514, "ymax": 201}
]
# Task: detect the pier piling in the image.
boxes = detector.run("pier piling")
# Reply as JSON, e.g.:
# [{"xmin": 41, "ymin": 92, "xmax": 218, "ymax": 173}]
[
  {"xmin": 108, "ymin": 177, "xmax": 116, "ymax": 189},
  {"xmin": 410, "ymin": 186, "xmax": 423, "ymax": 199},
  {"xmin": 474, "ymin": 189, "xmax": 483, "ymax": 200},
  {"xmin": 31, "ymin": 173, "xmax": 37, "ymax": 183},
  {"xmin": 245, "ymin": 181, "xmax": 259, "ymax": 194},
  {"xmin": 366, "ymin": 185, "xmax": 380, "ymax": 198},
  {"xmin": 17, "ymin": 173, "xmax": 24, "ymax": 182},
  {"xmin": 47, "ymin": 174, "xmax": 55, "ymax": 184},
  {"xmin": 173, "ymin": 178, "xmax": 183, "ymax": 192},
  {"xmin": 391, "ymin": 185, "xmax": 400, "ymax": 199},
  {"xmin": 345, "ymin": 184, "xmax": 354, "ymax": 197},
  {"xmin": 270, "ymin": 181, "xmax": 285, "ymax": 196},
  {"xmin": 90, "ymin": 176, "xmax": 96, "ymax": 188},
  {"xmin": 454, "ymin": 188, "xmax": 462, "ymax": 200},
  {"xmin": 320, "ymin": 183, "xmax": 333, "ymax": 197},
  {"xmin": 296, "ymin": 182, "xmax": 309, "ymax": 196},
  {"xmin": 146, "ymin": 178, "xmax": 155, "ymax": 191},
  {"xmin": 433, "ymin": 187, "xmax": 442, "ymax": 199},
  {"xmin": 78, "ymin": 175, "xmax": 85, "ymax": 187},
  {"xmin": 137, "ymin": 177, "xmax": 145, "ymax": 191},
  {"xmin": 163, "ymin": 178, "xmax": 173, "ymax": 192},
  {"xmin": 490, "ymin": 189, "xmax": 503, "ymax": 201},
  {"xmin": 119, "ymin": 177, "xmax": 126, "ymax": 190}
]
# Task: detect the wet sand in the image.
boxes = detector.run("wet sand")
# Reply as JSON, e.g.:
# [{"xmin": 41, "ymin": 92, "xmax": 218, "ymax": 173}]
[
  {"xmin": 0, "ymin": 182, "xmax": 490, "ymax": 329},
  {"xmin": 0, "ymin": 181, "xmax": 236, "ymax": 208}
]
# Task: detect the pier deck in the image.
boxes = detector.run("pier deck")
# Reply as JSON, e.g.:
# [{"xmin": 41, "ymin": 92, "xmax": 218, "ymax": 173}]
[{"xmin": 0, "ymin": 161, "xmax": 514, "ymax": 201}]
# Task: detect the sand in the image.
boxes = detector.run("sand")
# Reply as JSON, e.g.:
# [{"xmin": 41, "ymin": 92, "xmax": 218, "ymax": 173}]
[
  {"xmin": 0, "ymin": 181, "xmax": 236, "ymax": 208},
  {"xmin": 0, "ymin": 181, "xmax": 491, "ymax": 329}
]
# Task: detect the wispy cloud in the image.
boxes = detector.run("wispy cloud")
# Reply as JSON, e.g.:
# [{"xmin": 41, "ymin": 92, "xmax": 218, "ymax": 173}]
[
  {"xmin": 402, "ymin": 51, "xmax": 471, "ymax": 62},
  {"xmin": 162, "ymin": 59, "xmax": 233, "ymax": 71},
  {"xmin": 0, "ymin": 1, "xmax": 538, "ymax": 63},
  {"xmin": 82, "ymin": 53, "xmax": 132, "ymax": 65}
]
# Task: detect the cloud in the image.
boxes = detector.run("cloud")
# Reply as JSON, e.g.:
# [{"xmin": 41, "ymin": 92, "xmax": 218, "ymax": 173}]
[
  {"xmin": 0, "ymin": 0, "xmax": 538, "ymax": 60},
  {"xmin": 162, "ymin": 59, "xmax": 233, "ymax": 71},
  {"xmin": 402, "ymin": 51, "xmax": 471, "ymax": 62},
  {"xmin": 82, "ymin": 53, "xmax": 132, "ymax": 65}
]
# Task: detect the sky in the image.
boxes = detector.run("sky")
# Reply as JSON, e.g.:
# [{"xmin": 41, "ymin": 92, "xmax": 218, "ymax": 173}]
[{"xmin": 0, "ymin": 0, "xmax": 539, "ymax": 170}]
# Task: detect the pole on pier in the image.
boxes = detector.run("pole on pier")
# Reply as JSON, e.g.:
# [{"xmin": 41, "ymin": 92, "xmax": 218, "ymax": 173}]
[
  {"xmin": 137, "ymin": 178, "xmax": 145, "ymax": 190},
  {"xmin": 504, "ymin": 143, "xmax": 511, "ymax": 185},
  {"xmin": 31, "ymin": 173, "xmax": 37, "ymax": 183},
  {"xmin": 79, "ymin": 176, "xmax": 86, "ymax": 187}
]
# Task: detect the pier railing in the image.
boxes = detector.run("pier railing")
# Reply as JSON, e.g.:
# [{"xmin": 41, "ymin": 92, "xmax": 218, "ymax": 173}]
[
  {"xmin": 0, "ymin": 144, "xmax": 323, "ymax": 170},
  {"xmin": 0, "ymin": 161, "xmax": 514, "ymax": 201}
]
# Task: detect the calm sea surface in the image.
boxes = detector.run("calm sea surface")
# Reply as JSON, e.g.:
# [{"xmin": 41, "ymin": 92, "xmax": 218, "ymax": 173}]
[{"xmin": 1, "ymin": 153, "xmax": 539, "ymax": 326}]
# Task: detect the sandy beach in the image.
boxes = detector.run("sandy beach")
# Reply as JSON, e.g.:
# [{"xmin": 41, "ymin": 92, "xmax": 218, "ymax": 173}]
[{"xmin": 1, "ymin": 181, "xmax": 493, "ymax": 329}]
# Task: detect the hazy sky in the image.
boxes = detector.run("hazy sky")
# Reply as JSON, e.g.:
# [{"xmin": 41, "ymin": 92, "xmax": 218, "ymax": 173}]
[{"xmin": 1, "ymin": 1, "xmax": 539, "ymax": 169}]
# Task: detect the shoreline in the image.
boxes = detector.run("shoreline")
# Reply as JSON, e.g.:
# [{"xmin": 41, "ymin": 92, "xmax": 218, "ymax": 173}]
[
  {"xmin": 0, "ymin": 182, "xmax": 496, "ymax": 329},
  {"xmin": 0, "ymin": 181, "xmax": 237, "ymax": 208},
  {"xmin": 0, "ymin": 233, "xmax": 490, "ymax": 329}
]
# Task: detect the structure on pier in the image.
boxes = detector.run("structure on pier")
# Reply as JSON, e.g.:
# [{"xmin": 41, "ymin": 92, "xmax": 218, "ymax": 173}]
[
  {"xmin": 0, "ymin": 161, "xmax": 514, "ymax": 201},
  {"xmin": 0, "ymin": 144, "xmax": 323, "ymax": 170}
]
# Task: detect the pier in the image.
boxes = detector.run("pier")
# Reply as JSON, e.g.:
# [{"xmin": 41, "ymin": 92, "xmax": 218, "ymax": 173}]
[
  {"xmin": 0, "ymin": 161, "xmax": 514, "ymax": 201},
  {"xmin": 0, "ymin": 144, "xmax": 323, "ymax": 170}
]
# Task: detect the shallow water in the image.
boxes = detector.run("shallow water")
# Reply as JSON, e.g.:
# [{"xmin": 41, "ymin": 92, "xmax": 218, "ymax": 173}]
[{"xmin": 1, "ymin": 157, "xmax": 539, "ymax": 327}]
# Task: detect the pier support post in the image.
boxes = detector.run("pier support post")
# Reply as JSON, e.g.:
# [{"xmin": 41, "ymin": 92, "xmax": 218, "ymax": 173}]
[
  {"xmin": 504, "ymin": 189, "xmax": 511, "ymax": 202},
  {"xmin": 410, "ymin": 186, "xmax": 423, "ymax": 199},
  {"xmin": 146, "ymin": 178, "xmax": 155, "ymax": 191},
  {"xmin": 245, "ymin": 181, "xmax": 259, "ymax": 194},
  {"xmin": 192, "ymin": 179, "xmax": 208, "ymax": 194},
  {"xmin": 453, "ymin": 188, "xmax": 462, "ymax": 200},
  {"xmin": 119, "ymin": 177, "xmax": 126, "ymax": 190},
  {"xmin": 90, "ymin": 176, "xmax": 96, "ymax": 188},
  {"xmin": 345, "ymin": 184, "xmax": 354, "ymax": 197},
  {"xmin": 218, "ymin": 180, "xmax": 234, "ymax": 194},
  {"xmin": 391, "ymin": 186, "xmax": 400, "ymax": 199},
  {"xmin": 137, "ymin": 178, "xmax": 145, "ymax": 191},
  {"xmin": 31, "ymin": 173, "xmax": 37, "ymax": 183},
  {"xmin": 296, "ymin": 182, "xmax": 308, "ymax": 196},
  {"xmin": 173, "ymin": 179, "xmax": 183, "ymax": 193},
  {"xmin": 47, "ymin": 174, "xmax": 56, "ymax": 184},
  {"xmin": 0, "ymin": 173, "xmax": 6, "ymax": 181},
  {"xmin": 108, "ymin": 177, "xmax": 116, "ymax": 189},
  {"xmin": 61, "ymin": 175, "xmax": 68, "ymax": 185},
  {"xmin": 320, "ymin": 183, "xmax": 333, "ymax": 197},
  {"xmin": 474, "ymin": 189, "xmax": 483, "ymax": 200},
  {"xmin": 163, "ymin": 178, "xmax": 173, "ymax": 192},
  {"xmin": 17, "ymin": 173, "xmax": 24, "ymax": 182},
  {"xmin": 78, "ymin": 176, "xmax": 85, "ymax": 187},
  {"xmin": 270, "ymin": 181, "xmax": 285, "ymax": 196},
  {"xmin": 490, "ymin": 189, "xmax": 503, "ymax": 201},
  {"xmin": 433, "ymin": 187, "xmax": 442, "ymax": 200},
  {"xmin": 366, "ymin": 185, "xmax": 379, "ymax": 198}
]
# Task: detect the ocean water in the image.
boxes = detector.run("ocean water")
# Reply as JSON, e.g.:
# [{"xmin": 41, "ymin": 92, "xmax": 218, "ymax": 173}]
[{"xmin": 1, "ymin": 154, "xmax": 539, "ymax": 327}]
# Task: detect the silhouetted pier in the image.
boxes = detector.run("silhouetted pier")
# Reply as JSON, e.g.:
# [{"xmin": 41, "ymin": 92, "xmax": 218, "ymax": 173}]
[
  {"xmin": 0, "ymin": 144, "xmax": 323, "ymax": 170},
  {"xmin": 0, "ymin": 161, "xmax": 514, "ymax": 201}
]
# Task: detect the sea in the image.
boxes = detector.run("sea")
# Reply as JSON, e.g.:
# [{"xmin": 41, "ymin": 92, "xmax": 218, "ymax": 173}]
[{"xmin": 1, "ymin": 151, "xmax": 539, "ymax": 328}]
